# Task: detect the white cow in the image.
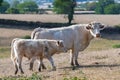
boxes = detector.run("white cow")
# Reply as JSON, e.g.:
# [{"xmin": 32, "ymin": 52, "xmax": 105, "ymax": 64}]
[
  {"xmin": 31, "ymin": 21, "xmax": 104, "ymax": 69},
  {"xmin": 11, "ymin": 38, "xmax": 66, "ymax": 74}
]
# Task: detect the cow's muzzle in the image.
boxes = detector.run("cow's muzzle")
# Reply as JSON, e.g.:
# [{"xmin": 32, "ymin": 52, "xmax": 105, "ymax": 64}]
[{"xmin": 96, "ymin": 34, "xmax": 101, "ymax": 38}]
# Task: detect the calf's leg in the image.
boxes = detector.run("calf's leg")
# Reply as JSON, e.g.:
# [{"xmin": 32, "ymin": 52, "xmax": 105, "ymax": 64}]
[
  {"xmin": 29, "ymin": 58, "xmax": 36, "ymax": 71},
  {"xmin": 14, "ymin": 59, "xmax": 18, "ymax": 75},
  {"xmin": 38, "ymin": 59, "xmax": 43, "ymax": 72},
  {"xmin": 48, "ymin": 56, "xmax": 56, "ymax": 71}
]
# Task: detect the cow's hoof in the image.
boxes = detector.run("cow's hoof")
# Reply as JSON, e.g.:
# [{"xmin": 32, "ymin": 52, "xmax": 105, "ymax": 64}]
[
  {"xmin": 29, "ymin": 68, "xmax": 33, "ymax": 71},
  {"xmin": 72, "ymin": 66, "xmax": 76, "ymax": 70},
  {"xmin": 76, "ymin": 64, "xmax": 80, "ymax": 67}
]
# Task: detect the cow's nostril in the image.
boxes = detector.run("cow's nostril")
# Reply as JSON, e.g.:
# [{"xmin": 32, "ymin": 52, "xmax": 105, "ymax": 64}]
[{"xmin": 96, "ymin": 34, "xmax": 100, "ymax": 37}]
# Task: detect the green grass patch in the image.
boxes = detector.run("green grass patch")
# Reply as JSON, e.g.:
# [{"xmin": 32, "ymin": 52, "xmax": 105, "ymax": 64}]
[
  {"xmin": 2, "ymin": 73, "xmax": 42, "ymax": 80},
  {"xmin": 63, "ymin": 76, "xmax": 87, "ymax": 80},
  {"xmin": 22, "ymin": 35, "xmax": 31, "ymax": 39},
  {"xmin": 0, "ymin": 47, "xmax": 10, "ymax": 59},
  {"xmin": 85, "ymin": 38, "xmax": 120, "ymax": 52},
  {"xmin": 112, "ymin": 44, "xmax": 120, "ymax": 48}
]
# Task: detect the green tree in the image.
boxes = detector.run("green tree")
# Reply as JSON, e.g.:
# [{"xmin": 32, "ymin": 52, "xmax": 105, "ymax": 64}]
[
  {"xmin": 53, "ymin": 0, "xmax": 76, "ymax": 24},
  {"xmin": 0, "ymin": 0, "xmax": 3, "ymax": 6},
  {"xmin": 6, "ymin": 8, "xmax": 19, "ymax": 14},
  {"xmin": 17, "ymin": 1, "xmax": 38, "ymax": 13},
  {"xmin": 11, "ymin": 0, "xmax": 20, "ymax": 8},
  {"xmin": 95, "ymin": 0, "xmax": 114, "ymax": 14},
  {"xmin": 86, "ymin": 2, "xmax": 97, "ymax": 11},
  {"xmin": 0, "ymin": 1, "xmax": 10, "ymax": 13},
  {"xmin": 104, "ymin": 4, "xmax": 120, "ymax": 14}
]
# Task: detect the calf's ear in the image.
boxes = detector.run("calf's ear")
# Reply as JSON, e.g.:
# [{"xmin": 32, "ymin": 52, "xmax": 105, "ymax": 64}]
[
  {"xmin": 57, "ymin": 40, "xmax": 63, "ymax": 47},
  {"xmin": 86, "ymin": 24, "xmax": 92, "ymax": 30}
]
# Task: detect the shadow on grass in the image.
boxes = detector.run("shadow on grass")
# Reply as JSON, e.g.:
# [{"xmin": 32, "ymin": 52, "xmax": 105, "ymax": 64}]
[{"xmin": 59, "ymin": 64, "xmax": 120, "ymax": 70}]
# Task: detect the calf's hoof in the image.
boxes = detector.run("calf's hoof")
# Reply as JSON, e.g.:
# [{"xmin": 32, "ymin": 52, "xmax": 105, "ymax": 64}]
[
  {"xmin": 52, "ymin": 67, "xmax": 56, "ymax": 71},
  {"xmin": 21, "ymin": 71, "xmax": 24, "ymax": 74}
]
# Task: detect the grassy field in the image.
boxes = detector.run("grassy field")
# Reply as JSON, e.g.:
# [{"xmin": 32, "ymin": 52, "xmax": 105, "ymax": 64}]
[{"xmin": 0, "ymin": 14, "xmax": 120, "ymax": 80}]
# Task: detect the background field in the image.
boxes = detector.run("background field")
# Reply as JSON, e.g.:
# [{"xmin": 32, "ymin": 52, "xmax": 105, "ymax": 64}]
[
  {"xmin": 0, "ymin": 14, "xmax": 120, "ymax": 26},
  {"xmin": 0, "ymin": 14, "xmax": 120, "ymax": 80}
]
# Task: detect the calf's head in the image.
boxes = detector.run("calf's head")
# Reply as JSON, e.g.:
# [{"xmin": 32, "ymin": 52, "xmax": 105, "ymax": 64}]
[
  {"xmin": 86, "ymin": 21, "xmax": 104, "ymax": 38},
  {"xmin": 56, "ymin": 40, "xmax": 67, "ymax": 53}
]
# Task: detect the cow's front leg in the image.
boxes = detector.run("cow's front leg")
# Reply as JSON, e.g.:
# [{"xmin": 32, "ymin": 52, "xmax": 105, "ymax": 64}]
[
  {"xmin": 74, "ymin": 52, "xmax": 80, "ymax": 67},
  {"xmin": 70, "ymin": 52, "xmax": 74, "ymax": 67}
]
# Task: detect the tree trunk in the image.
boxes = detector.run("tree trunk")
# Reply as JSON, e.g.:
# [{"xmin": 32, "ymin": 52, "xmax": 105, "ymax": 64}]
[{"xmin": 67, "ymin": 0, "xmax": 76, "ymax": 25}]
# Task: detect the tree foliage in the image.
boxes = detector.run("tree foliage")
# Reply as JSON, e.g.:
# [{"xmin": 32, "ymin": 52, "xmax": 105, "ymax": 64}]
[
  {"xmin": 11, "ymin": 0, "xmax": 20, "ymax": 8},
  {"xmin": 6, "ymin": 8, "xmax": 19, "ymax": 14},
  {"xmin": 95, "ymin": 0, "xmax": 115, "ymax": 14},
  {"xmin": 0, "ymin": 0, "xmax": 3, "ymax": 6},
  {"xmin": 86, "ymin": 2, "xmax": 97, "ymax": 11},
  {"xmin": 104, "ymin": 4, "xmax": 120, "ymax": 14},
  {"xmin": 17, "ymin": 1, "xmax": 38, "ymax": 13},
  {"xmin": 0, "ymin": 1, "xmax": 10, "ymax": 13},
  {"xmin": 53, "ymin": 0, "xmax": 76, "ymax": 24}
]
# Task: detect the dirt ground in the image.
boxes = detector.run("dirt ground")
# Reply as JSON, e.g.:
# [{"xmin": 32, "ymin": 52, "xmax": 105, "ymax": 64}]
[{"xmin": 0, "ymin": 48, "xmax": 120, "ymax": 80}]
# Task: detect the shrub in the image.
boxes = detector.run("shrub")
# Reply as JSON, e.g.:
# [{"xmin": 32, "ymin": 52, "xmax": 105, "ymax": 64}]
[
  {"xmin": 113, "ymin": 44, "xmax": 120, "ymax": 48},
  {"xmin": 22, "ymin": 35, "xmax": 31, "ymax": 39},
  {"xmin": 2, "ymin": 73, "xmax": 42, "ymax": 80},
  {"xmin": 63, "ymin": 76, "xmax": 87, "ymax": 80},
  {"xmin": 104, "ymin": 4, "xmax": 120, "ymax": 14},
  {"xmin": 6, "ymin": 8, "xmax": 20, "ymax": 14}
]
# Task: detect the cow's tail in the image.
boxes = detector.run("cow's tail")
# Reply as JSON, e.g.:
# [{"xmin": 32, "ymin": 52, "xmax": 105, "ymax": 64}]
[
  {"xmin": 31, "ymin": 27, "xmax": 43, "ymax": 39},
  {"xmin": 11, "ymin": 38, "xmax": 19, "ymax": 62}
]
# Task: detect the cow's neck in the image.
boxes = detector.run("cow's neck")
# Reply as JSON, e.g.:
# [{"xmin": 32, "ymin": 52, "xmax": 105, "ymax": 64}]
[
  {"xmin": 87, "ymin": 30, "xmax": 94, "ymax": 40},
  {"xmin": 83, "ymin": 30, "xmax": 94, "ymax": 45}
]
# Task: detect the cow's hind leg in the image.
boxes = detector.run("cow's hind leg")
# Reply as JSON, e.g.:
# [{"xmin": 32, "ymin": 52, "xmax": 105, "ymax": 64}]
[{"xmin": 17, "ymin": 56, "xmax": 24, "ymax": 74}]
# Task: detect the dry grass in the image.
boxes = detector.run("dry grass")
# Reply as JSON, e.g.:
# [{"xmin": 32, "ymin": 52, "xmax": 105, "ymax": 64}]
[
  {"xmin": 0, "ymin": 14, "xmax": 120, "ymax": 26},
  {"xmin": 0, "ymin": 27, "xmax": 31, "ymax": 46},
  {"xmin": 0, "ymin": 27, "xmax": 120, "ymax": 80}
]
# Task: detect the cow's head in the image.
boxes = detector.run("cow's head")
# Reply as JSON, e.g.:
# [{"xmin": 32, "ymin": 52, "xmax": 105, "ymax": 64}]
[
  {"xmin": 86, "ymin": 21, "xmax": 104, "ymax": 38},
  {"xmin": 56, "ymin": 40, "xmax": 67, "ymax": 52}
]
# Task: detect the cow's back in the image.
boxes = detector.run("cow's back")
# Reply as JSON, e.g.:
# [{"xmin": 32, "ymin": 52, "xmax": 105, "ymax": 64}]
[{"xmin": 34, "ymin": 26, "xmax": 80, "ymax": 50}]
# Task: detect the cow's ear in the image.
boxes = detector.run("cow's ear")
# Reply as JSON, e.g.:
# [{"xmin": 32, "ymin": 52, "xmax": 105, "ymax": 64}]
[
  {"xmin": 86, "ymin": 24, "xmax": 92, "ymax": 30},
  {"xmin": 100, "ymin": 25, "xmax": 104, "ymax": 29}
]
